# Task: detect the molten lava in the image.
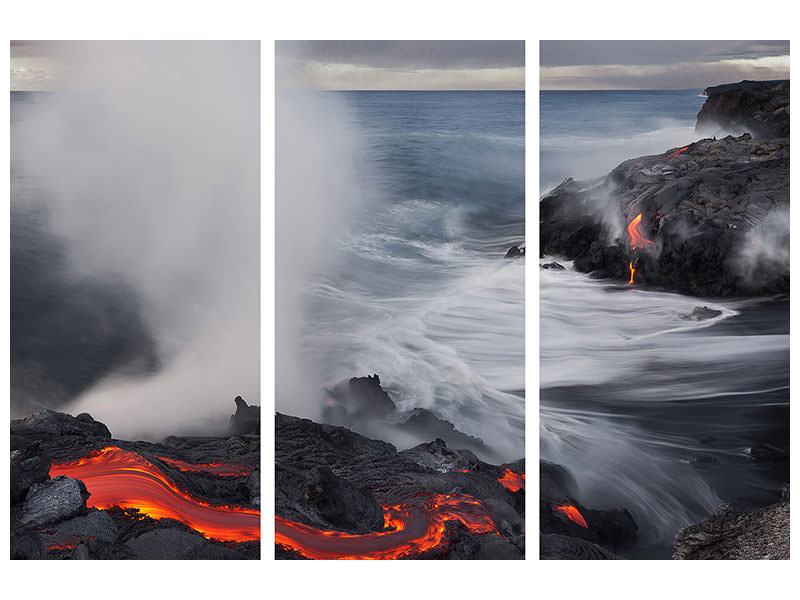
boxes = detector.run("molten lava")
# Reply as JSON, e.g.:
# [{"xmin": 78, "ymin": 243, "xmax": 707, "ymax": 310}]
[
  {"xmin": 50, "ymin": 447, "xmax": 260, "ymax": 542},
  {"xmin": 555, "ymin": 504, "xmax": 588, "ymax": 528},
  {"xmin": 275, "ymin": 493, "xmax": 498, "ymax": 559},
  {"xmin": 627, "ymin": 213, "xmax": 655, "ymax": 251},
  {"xmin": 497, "ymin": 468, "xmax": 525, "ymax": 492},
  {"xmin": 628, "ymin": 262, "xmax": 636, "ymax": 284},
  {"xmin": 155, "ymin": 455, "xmax": 251, "ymax": 477},
  {"xmin": 665, "ymin": 146, "xmax": 689, "ymax": 159}
]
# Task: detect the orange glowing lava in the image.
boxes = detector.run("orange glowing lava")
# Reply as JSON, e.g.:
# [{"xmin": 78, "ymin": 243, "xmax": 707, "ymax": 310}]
[
  {"xmin": 497, "ymin": 468, "xmax": 525, "ymax": 492},
  {"xmin": 275, "ymin": 493, "xmax": 498, "ymax": 559},
  {"xmin": 665, "ymin": 146, "xmax": 689, "ymax": 159},
  {"xmin": 50, "ymin": 447, "xmax": 260, "ymax": 542},
  {"xmin": 627, "ymin": 213, "xmax": 655, "ymax": 251},
  {"xmin": 628, "ymin": 262, "xmax": 636, "ymax": 284},
  {"xmin": 155, "ymin": 455, "xmax": 251, "ymax": 477},
  {"xmin": 555, "ymin": 504, "xmax": 588, "ymax": 528}
]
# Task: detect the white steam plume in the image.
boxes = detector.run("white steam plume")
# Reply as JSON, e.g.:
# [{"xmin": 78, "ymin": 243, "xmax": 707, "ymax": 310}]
[
  {"xmin": 14, "ymin": 42, "xmax": 259, "ymax": 439},
  {"xmin": 275, "ymin": 88, "xmax": 370, "ymax": 419}
]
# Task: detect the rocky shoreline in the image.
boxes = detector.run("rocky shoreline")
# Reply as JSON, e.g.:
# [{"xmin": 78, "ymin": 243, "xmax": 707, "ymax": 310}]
[{"xmin": 10, "ymin": 398, "xmax": 260, "ymax": 560}]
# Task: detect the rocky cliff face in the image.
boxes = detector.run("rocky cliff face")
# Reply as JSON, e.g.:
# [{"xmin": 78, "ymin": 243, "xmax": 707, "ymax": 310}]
[
  {"xmin": 540, "ymin": 80, "xmax": 789, "ymax": 297},
  {"xmin": 696, "ymin": 79, "xmax": 789, "ymax": 139}
]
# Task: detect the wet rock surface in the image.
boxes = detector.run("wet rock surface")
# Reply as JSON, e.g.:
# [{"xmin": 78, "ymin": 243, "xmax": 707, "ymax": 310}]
[
  {"xmin": 504, "ymin": 245, "xmax": 525, "ymax": 258},
  {"xmin": 323, "ymin": 374, "xmax": 489, "ymax": 457},
  {"xmin": 673, "ymin": 495, "xmax": 789, "ymax": 559},
  {"xmin": 539, "ymin": 460, "xmax": 637, "ymax": 559},
  {"xmin": 275, "ymin": 413, "xmax": 525, "ymax": 559},
  {"xmin": 541, "ymin": 80, "xmax": 789, "ymax": 298},
  {"xmin": 10, "ymin": 398, "xmax": 260, "ymax": 560}
]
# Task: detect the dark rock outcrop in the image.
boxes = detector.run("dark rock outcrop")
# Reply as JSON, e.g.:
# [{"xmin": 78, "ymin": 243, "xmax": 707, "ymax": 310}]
[
  {"xmin": 541, "ymin": 134, "xmax": 788, "ymax": 297},
  {"xmin": 20, "ymin": 476, "xmax": 90, "ymax": 526},
  {"xmin": 683, "ymin": 306, "xmax": 722, "ymax": 321},
  {"xmin": 504, "ymin": 245, "xmax": 525, "ymax": 258},
  {"xmin": 696, "ymin": 80, "xmax": 789, "ymax": 139},
  {"xmin": 229, "ymin": 395, "xmax": 260, "ymax": 435},
  {"xmin": 323, "ymin": 374, "xmax": 488, "ymax": 457},
  {"xmin": 541, "ymin": 80, "xmax": 789, "ymax": 298},
  {"xmin": 673, "ymin": 497, "xmax": 789, "ymax": 559}
]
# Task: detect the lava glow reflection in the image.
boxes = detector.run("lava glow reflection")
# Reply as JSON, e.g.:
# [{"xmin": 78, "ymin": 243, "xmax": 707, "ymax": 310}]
[
  {"xmin": 275, "ymin": 493, "xmax": 498, "ymax": 559},
  {"xmin": 497, "ymin": 469, "xmax": 525, "ymax": 492},
  {"xmin": 49, "ymin": 447, "xmax": 260, "ymax": 542}
]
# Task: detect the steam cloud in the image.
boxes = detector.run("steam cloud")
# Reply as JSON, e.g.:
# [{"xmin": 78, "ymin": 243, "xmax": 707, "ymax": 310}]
[
  {"xmin": 13, "ymin": 42, "xmax": 259, "ymax": 439},
  {"xmin": 275, "ymin": 86, "xmax": 371, "ymax": 419}
]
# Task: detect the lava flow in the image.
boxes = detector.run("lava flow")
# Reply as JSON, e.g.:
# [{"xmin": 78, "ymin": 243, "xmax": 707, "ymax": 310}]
[
  {"xmin": 555, "ymin": 504, "xmax": 588, "ymax": 528},
  {"xmin": 627, "ymin": 213, "xmax": 655, "ymax": 250},
  {"xmin": 665, "ymin": 146, "xmax": 689, "ymax": 159},
  {"xmin": 275, "ymin": 493, "xmax": 498, "ymax": 559},
  {"xmin": 50, "ymin": 447, "xmax": 260, "ymax": 542},
  {"xmin": 628, "ymin": 261, "xmax": 636, "ymax": 284},
  {"xmin": 497, "ymin": 468, "xmax": 525, "ymax": 492},
  {"xmin": 155, "ymin": 455, "xmax": 251, "ymax": 477}
]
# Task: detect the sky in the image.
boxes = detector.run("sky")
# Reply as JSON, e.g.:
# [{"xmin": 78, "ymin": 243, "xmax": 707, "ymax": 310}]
[
  {"xmin": 540, "ymin": 40, "xmax": 790, "ymax": 90},
  {"xmin": 10, "ymin": 41, "xmax": 66, "ymax": 90},
  {"xmin": 276, "ymin": 40, "xmax": 525, "ymax": 90}
]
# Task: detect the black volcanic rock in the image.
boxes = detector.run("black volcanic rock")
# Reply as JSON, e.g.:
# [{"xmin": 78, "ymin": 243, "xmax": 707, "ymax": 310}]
[
  {"xmin": 397, "ymin": 409, "xmax": 487, "ymax": 454},
  {"xmin": 540, "ymin": 533, "xmax": 619, "ymax": 560},
  {"xmin": 540, "ymin": 133, "xmax": 789, "ymax": 297},
  {"xmin": 10, "ymin": 447, "xmax": 51, "ymax": 503},
  {"xmin": 303, "ymin": 466, "xmax": 385, "ymax": 533},
  {"xmin": 673, "ymin": 498, "xmax": 789, "ymax": 559},
  {"xmin": 329, "ymin": 374, "xmax": 396, "ymax": 417},
  {"xmin": 229, "ymin": 395, "xmax": 260, "ymax": 435},
  {"xmin": 20, "ymin": 475, "xmax": 90, "ymax": 526},
  {"xmin": 504, "ymin": 245, "xmax": 525, "ymax": 258},
  {"xmin": 539, "ymin": 460, "xmax": 637, "ymax": 557},
  {"xmin": 323, "ymin": 374, "xmax": 489, "ymax": 458},
  {"xmin": 683, "ymin": 306, "xmax": 722, "ymax": 321},
  {"xmin": 275, "ymin": 413, "xmax": 524, "ymax": 559},
  {"xmin": 696, "ymin": 80, "xmax": 789, "ymax": 139}
]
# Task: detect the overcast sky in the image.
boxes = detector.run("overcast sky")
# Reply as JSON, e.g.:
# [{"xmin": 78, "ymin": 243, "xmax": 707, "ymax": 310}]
[
  {"xmin": 540, "ymin": 41, "xmax": 789, "ymax": 90},
  {"xmin": 276, "ymin": 40, "xmax": 525, "ymax": 90}
]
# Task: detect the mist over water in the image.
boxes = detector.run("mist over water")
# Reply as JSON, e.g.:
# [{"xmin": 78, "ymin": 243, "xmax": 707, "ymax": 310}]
[
  {"xmin": 11, "ymin": 42, "xmax": 259, "ymax": 439},
  {"xmin": 277, "ymin": 91, "xmax": 525, "ymax": 461}
]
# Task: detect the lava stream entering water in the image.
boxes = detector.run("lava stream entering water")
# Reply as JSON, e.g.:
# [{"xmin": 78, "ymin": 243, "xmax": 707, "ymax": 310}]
[
  {"xmin": 627, "ymin": 213, "xmax": 655, "ymax": 251},
  {"xmin": 275, "ymin": 494, "xmax": 498, "ymax": 559},
  {"xmin": 497, "ymin": 469, "xmax": 525, "ymax": 492},
  {"xmin": 50, "ymin": 447, "xmax": 260, "ymax": 542}
]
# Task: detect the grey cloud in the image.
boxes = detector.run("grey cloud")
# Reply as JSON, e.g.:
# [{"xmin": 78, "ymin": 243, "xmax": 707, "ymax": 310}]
[
  {"xmin": 540, "ymin": 40, "xmax": 789, "ymax": 67},
  {"xmin": 277, "ymin": 40, "xmax": 524, "ymax": 69}
]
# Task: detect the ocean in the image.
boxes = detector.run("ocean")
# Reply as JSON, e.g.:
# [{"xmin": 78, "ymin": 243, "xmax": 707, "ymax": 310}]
[
  {"xmin": 540, "ymin": 90, "xmax": 789, "ymax": 558},
  {"xmin": 277, "ymin": 91, "xmax": 525, "ymax": 462}
]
